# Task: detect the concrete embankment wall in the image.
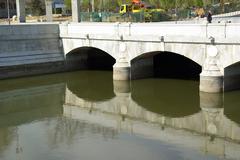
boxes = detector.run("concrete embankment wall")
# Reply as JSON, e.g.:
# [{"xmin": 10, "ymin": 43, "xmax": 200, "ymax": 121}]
[{"xmin": 0, "ymin": 24, "xmax": 65, "ymax": 79}]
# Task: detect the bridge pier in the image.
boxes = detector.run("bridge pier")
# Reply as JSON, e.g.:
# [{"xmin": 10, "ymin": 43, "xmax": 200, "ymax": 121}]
[
  {"xmin": 113, "ymin": 58, "xmax": 130, "ymax": 81},
  {"xmin": 200, "ymin": 70, "xmax": 223, "ymax": 93},
  {"xmin": 200, "ymin": 46, "xmax": 223, "ymax": 93}
]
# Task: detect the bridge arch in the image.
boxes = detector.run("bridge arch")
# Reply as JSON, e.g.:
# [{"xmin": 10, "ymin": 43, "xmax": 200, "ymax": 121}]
[
  {"xmin": 130, "ymin": 51, "xmax": 202, "ymax": 80},
  {"xmin": 65, "ymin": 46, "xmax": 116, "ymax": 71},
  {"xmin": 128, "ymin": 43, "xmax": 205, "ymax": 67}
]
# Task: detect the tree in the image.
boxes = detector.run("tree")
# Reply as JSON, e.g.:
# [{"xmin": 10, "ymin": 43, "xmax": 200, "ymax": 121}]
[
  {"xmin": 220, "ymin": 0, "xmax": 224, "ymax": 13},
  {"xmin": 65, "ymin": 0, "xmax": 71, "ymax": 10},
  {"xmin": 27, "ymin": 0, "xmax": 45, "ymax": 16}
]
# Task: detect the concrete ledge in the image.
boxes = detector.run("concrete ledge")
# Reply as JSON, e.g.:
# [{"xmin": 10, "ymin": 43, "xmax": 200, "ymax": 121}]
[
  {"xmin": 0, "ymin": 34, "xmax": 59, "ymax": 41},
  {"xmin": 0, "ymin": 61, "xmax": 65, "ymax": 79}
]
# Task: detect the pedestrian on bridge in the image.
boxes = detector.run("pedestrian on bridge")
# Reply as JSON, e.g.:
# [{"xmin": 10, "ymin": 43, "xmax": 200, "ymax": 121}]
[{"xmin": 207, "ymin": 11, "xmax": 212, "ymax": 23}]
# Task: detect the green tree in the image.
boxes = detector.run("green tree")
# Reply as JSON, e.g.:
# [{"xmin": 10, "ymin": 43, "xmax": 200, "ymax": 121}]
[
  {"xmin": 65, "ymin": 0, "xmax": 71, "ymax": 10},
  {"xmin": 28, "ymin": 0, "xmax": 45, "ymax": 15}
]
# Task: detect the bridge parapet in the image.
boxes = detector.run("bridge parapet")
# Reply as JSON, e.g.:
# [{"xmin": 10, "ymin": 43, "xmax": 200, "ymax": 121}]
[{"xmin": 60, "ymin": 22, "xmax": 240, "ymax": 39}]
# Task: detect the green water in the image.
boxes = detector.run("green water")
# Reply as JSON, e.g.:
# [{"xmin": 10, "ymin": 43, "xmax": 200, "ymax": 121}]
[{"xmin": 0, "ymin": 71, "xmax": 239, "ymax": 160}]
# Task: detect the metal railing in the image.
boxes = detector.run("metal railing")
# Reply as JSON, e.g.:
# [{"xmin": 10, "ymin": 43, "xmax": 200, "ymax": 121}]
[{"xmin": 78, "ymin": 11, "xmax": 171, "ymax": 23}]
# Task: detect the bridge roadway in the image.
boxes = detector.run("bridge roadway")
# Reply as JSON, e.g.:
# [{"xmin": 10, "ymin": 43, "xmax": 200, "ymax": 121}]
[{"xmin": 1, "ymin": 23, "xmax": 240, "ymax": 92}]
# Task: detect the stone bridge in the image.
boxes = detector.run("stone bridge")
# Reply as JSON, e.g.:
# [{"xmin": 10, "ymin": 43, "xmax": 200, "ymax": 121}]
[
  {"xmin": 1, "ymin": 23, "xmax": 240, "ymax": 93},
  {"xmin": 60, "ymin": 22, "xmax": 240, "ymax": 93},
  {"xmin": 8, "ymin": 0, "xmax": 240, "ymax": 93}
]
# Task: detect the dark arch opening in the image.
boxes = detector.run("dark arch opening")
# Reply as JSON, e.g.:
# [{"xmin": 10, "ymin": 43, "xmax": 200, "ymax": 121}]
[
  {"xmin": 154, "ymin": 52, "xmax": 202, "ymax": 79},
  {"xmin": 66, "ymin": 47, "xmax": 115, "ymax": 71},
  {"xmin": 130, "ymin": 51, "xmax": 201, "ymax": 117},
  {"xmin": 224, "ymin": 62, "xmax": 240, "ymax": 91},
  {"xmin": 131, "ymin": 51, "xmax": 202, "ymax": 80}
]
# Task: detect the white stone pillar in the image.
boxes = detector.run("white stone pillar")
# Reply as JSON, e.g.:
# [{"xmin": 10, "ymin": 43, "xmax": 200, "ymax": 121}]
[
  {"xmin": 45, "ymin": 0, "xmax": 53, "ymax": 22},
  {"xmin": 200, "ymin": 64, "xmax": 223, "ymax": 93},
  {"xmin": 200, "ymin": 45, "xmax": 223, "ymax": 93},
  {"xmin": 113, "ymin": 41, "xmax": 130, "ymax": 81},
  {"xmin": 16, "ymin": 0, "xmax": 26, "ymax": 23},
  {"xmin": 72, "ymin": 0, "xmax": 81, "ymax": 22},
  {"xmin": 113, "ymin": 59, "xmax": 130, "ymax": 81}
]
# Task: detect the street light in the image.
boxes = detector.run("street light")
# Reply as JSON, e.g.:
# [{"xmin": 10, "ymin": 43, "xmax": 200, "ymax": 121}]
[{"xmin": 6, "ymin": 0, "xmax": 10, "ymax": 25}]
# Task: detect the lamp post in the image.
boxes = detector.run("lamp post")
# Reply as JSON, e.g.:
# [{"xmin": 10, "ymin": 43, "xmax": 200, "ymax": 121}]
[{"xmin": 6, "ymin": 0, "xmax": 10, "ymax": 25}]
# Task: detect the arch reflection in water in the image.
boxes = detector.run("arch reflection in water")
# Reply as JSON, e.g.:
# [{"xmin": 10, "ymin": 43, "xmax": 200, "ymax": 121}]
[
  {"xmin": 66, "ymin": 71, "xmax": 115, "ymax": 102},
  {"xmin": 0, "ymin": 71, "xmax": 240, "ymax": 159},
  {"xmin": 64, "ymin": 77, "xmax": 240, "ymax": 160},
  {"xmin": 131, "ymin": 78, "xmax": 200, "ymax": 117}
]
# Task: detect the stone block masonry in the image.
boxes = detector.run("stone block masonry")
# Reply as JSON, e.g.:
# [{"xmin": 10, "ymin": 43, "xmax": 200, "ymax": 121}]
[{"xmin": 0, "ymin": 23, "xmax": 65, "ymax": 79}]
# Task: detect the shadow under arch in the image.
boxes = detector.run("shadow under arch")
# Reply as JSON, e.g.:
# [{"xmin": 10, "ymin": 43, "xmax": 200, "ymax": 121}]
[
  {"xmin": 131, "ymin": 51, "xmax": 202, "ymax": 80},
  {"xmin": 65, "ymin": 46, "xmax": 116, "ymax": 71},
  {"xmin": 131, "ymin": 78, "xmax": 200, "ymax": 117},
  {"xmin": 224, "ymin": 61, "xmax": 240, "ymax": 91},
  {"xmin": 65, "ymin": 71, "xmax": 115, "ymax": 102}
]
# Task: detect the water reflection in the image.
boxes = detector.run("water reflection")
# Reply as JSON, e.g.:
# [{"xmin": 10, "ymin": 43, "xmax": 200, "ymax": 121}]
[
  {"xmin": 0, "ymin": 71, "xmax": 239, "ymax": 159},
  {"xmin": 66, "ymin": 71, "xmax": 115, "ymax": 102},
  {"xmin": 131, "ymin": 79, "xmax": 200, "ymax": 117},
  {"xmin": 224, "ymin": 90, "xmax": 240, "ymax": 124}
]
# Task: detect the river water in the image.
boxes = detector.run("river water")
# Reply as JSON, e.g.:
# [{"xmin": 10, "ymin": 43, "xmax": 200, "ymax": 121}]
[{"xmin": 0, "ymin": 70, "xmax": 239, "ymax": 160}]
